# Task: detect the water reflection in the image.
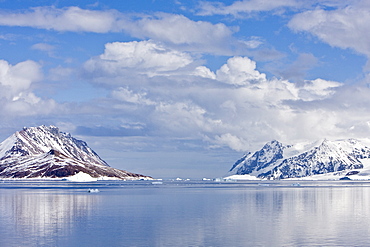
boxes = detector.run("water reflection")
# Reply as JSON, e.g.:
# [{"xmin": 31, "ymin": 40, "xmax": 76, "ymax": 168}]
[
  {"xmin": 221, "ymin": 186, "xmax": 370, "ymax": 246},
  {"xmin": 1, "ymin": 182, "xmax": 370, "ymax": 246},
  {"xmin": 0, "ymin": 188, "xmax": 100, "ymax": 247}
]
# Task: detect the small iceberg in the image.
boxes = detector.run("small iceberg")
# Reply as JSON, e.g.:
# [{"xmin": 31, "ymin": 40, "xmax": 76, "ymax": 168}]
[
  {"xmin": 88, "ymin": 189, "xmax": 100, "ymax": 193},
  {"xmin": 258, "ymin": 183, "xmax": 270, "ymax": 187},
  {"xmin": 151, "ymin": 181, "xmax": 163, "ymax": 185},
  {"xmin": 291, "ymin": 183, "xmax": 301, "ymax": 186}
]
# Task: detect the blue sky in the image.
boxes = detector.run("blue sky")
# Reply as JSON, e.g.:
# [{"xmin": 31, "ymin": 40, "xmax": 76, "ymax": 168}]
[{"xmin": 1, "ymin": 0, "xmax": 370, "ymax": 178}]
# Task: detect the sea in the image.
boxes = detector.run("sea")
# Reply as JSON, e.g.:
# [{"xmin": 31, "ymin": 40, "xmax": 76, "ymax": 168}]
[{"xmin": 1, "ymin": 179, "xmax": 370, "ymax": 247}]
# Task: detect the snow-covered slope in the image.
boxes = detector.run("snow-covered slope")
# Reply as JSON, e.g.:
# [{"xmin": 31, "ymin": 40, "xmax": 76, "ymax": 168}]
[
  {"xmin": 0, "ymin": 125, "xmax": 151, "ymax": 180},
  {"xmin": 227, "ymin": 139, "xmax": 370, "ymax": 180}
]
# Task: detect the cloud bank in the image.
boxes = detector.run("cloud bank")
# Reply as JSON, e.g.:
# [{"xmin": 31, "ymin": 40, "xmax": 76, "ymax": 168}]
[
  {"xmin": 80, "ymin": 41, "xmax": 354, "ymax": 151},
  {"xmin": 288, "ymin": 2, "xmax": 370, "ymax": 68},
  {"xmin": 0, "ymin": 6, "xmax": 121, "ymax": 32},
  {"xmin": 197, "ymin": 0, "xmax": 301, "ymax": 17},
  {"xmin": 0, "ymin": 6, "xmax": 237, "ymax": 55}
]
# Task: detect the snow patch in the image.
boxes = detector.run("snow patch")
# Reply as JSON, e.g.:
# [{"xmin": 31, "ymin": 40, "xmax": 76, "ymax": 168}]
[
  {"xmin": 283, "ymin": 139, "xmax": 324, "ymax": 159},
  {"xmin": 64, "ymin": 172, "xmax": 97, "ymax": 182},
  {"xmin": 0, "ymin": 134, "xmax": 16, "ymax": 158}
]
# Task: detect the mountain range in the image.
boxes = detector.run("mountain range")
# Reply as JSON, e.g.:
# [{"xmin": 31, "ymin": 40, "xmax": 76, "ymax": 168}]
[
  {"xmin": 0, "ymin": 125, "xmax": 151, "ymax": 180},
  {"xmin": 228, "ymin": 139, "xmax": 370, "ymax": 180}
]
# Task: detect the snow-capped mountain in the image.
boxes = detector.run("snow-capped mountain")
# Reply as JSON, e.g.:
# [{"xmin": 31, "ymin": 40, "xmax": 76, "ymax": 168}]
[
  {"xmin": 228, "ymin": 139, "xmax": 370, "ymax": 180},
  {"xmin": 0, "ymin": 125, "xmax": 151, "ymax": 180}
]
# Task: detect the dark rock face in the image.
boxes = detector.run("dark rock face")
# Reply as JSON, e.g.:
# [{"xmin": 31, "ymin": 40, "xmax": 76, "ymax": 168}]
[
  {"xmin": 229, "ymin": 139, "xmax": 370, "ymax": 179},
  {"xmin": 0, "ymin": 125, "xmax": 151, "ymax": 180}
]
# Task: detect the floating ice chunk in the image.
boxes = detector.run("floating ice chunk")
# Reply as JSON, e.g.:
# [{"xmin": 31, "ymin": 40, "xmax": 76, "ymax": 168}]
[
  {"xmin": 151, "ymin": 181, "xmax": 163, "ymax": 185},
  {"xmin": 88, "ymin": 189, "xmax": 100, "ymax": 193}
]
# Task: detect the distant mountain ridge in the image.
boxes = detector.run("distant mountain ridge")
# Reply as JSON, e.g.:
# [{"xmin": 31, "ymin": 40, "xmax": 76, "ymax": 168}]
[
  {"xmin": 0, "ymin": 125, "xmax": 151, "ymax": 180},
  {"xmin": 228, "ymin": 139, "xmax": 370, "ymax": 180}
]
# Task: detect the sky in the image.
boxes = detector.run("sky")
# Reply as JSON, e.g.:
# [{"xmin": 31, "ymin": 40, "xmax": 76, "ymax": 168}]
[{"xmin": 1, "ymin": 0, "xmax": 370, "ymax": 179}]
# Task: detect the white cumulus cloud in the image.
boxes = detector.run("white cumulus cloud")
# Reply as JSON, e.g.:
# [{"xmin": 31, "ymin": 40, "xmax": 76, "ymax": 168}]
[
  {"xmin": 0, "ymin": 59, "xmax": 57, "ymax": 116},
  {"xmin": 84, "ymin": 40, "xmax": 195, "ymax": 79},
  {"xmin": 216, "ymin": 56, "xmax": 266, "ymax": 85},
  {"xmin": 0, "ymin": 60, "xmax": 42, "ymax": 98}
]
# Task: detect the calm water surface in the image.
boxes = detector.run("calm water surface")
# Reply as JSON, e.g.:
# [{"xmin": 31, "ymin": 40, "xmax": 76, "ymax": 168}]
[{"xmin": 1, "ymin": 180, "xmax": 370, "ymax": 247}]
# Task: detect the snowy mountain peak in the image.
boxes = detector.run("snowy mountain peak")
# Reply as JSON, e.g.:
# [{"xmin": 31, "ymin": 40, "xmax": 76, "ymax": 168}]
[
  {"xmin": 0, "ymin": 125, "xmax": 151, "ymax": 180},
  {"xmin": 228, "ymin": 139, "xmax": 370, "ymax": 180},
  {"xmin": 262, "ymin": 140, "xmax": 283, "ymax": 151},
  {"xmin": 0, "ymin": 125, "xmax": 108, "ymax": 167},
  {"xmin": 229, "ymin": 139, "xmax": 285, "ymax": 175}
]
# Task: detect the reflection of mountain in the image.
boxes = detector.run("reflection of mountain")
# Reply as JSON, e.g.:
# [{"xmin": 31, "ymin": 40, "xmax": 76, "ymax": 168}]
[
  {"xmin": 217, "ymin": 184, "xmax": 370, "ymax": 246},
  {"xmin": 1, "ymin": 183, "xmax": 370, "ymax": 246},
  {"xmin": 0, "ymin": 125, "xmax": 151, "ymax": 180},
  {"xmin": 0, "ymin": 187, "xmax": 101, "ymax": 246}
]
